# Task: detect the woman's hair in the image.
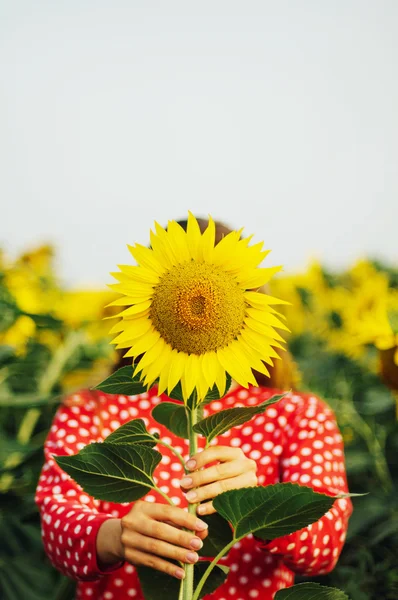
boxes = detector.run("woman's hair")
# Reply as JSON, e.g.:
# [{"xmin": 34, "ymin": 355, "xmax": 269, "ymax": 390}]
[{"xmin": 113, "ymin": 216, "xmax": 299, "ymax": 391}]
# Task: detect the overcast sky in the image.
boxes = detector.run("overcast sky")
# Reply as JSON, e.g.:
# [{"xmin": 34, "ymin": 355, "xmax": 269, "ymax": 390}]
[{"xmin": 1, "ymin": 1, "xmax": 397, "ymax": 287}]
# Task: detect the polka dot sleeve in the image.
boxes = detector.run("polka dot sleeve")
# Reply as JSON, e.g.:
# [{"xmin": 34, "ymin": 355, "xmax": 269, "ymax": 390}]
[
  {"xmin": 35, "ymin": 395, "xmax": 125, "ymax": 582},
  {"xmin": 256, "ymin": 395, "xmax": 353, "ymax": 576}
]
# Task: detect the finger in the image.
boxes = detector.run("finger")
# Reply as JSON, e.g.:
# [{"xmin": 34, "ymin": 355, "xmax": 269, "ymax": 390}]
[
  {"xmin": 180, "ymin": 459, "xmax": 253, "ymax": 490},
  {"xmin": 197, "ymin": 501, "xmax": 215, "ymax": 516},
  {"xmin": 185, "ymin": 472, "xmax": 257, "ymax": 504},
  {"xmin": 124, "ymin": 547, "xmax": 185, "ymax": 580},
  {"xmin": 144, "ymin": 503, "xmax": 209, "ymax": 533},
  {"xmin": 133, "ymin": 518, "xmax": 204, "ymax": 551},
  {"xmin": 163, "ymin": 521, "xmax": 208, "ymax": 539},
  {"xmin": 125, "ymin": 530, "xmax": 199, "ymax": 564},
  {"xmin": 186, "ymin": 446, "xmax": 244, "ymax": 471}
]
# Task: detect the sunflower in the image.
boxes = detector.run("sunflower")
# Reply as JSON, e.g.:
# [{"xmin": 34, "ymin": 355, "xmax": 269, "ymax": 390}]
[{"xmin": 107, "ymin": 213, "xmax": 288, "ymax": 402}]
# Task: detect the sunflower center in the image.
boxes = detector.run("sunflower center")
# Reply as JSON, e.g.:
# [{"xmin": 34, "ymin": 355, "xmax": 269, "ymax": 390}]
[{"xmin": 150, "ymin": 261, "xmax": 246, "ymax": 354}]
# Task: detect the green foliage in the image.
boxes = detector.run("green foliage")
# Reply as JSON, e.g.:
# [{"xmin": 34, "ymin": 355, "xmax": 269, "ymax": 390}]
[
  {"xmin": 94, "ymin": 365, "xmax": 147, "ymax": 395},
  {"xmin": 55, "ymin": 443, "xmax": 162, "ymax": 502},
  {"xmin": 213, "ymin": 483, "xmax": 336, "ymax": 540},
  {"xmin": 137, "ymin": 562, "xmax": 229, "ymax": 600},
  {"xmin": 275, "ymin": 582, "xmax": 349, "ymax": 599},
  {"xmin": 105, "ymin": 418, "xmax": 159, "ymax": 446},
  {"xmin": 198, "ymin": 512, "xmax": 233, "ymax": 557},
  {"xmin": 152, "ymin": 402, "xmax": 188, "ymax": 438},
  {"xmin": 193, "ymin": 392, "xmax": 287, "ymax": 444}
]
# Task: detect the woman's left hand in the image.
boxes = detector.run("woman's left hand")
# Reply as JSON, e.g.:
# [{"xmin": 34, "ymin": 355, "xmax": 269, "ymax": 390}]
[{"xmin": 179, "ymin": 446, "xmax": 258, "ymax": 516}]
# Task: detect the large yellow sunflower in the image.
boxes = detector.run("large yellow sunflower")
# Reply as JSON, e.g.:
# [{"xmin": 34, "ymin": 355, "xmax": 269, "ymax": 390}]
[{"xmin": 107, "ymin": 213, "xmax": 289, "ymax": 402}]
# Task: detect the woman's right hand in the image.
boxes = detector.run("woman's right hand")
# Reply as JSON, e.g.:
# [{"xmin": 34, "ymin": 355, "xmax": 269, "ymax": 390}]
[{"xmin": 97, "ymin": 500, "xmax": 209, "ymax": 579}]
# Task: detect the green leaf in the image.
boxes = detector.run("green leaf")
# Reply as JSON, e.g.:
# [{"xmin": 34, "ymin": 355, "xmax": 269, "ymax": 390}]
[
  {"xmin": 104, "ymin": 418, "xmax": 158, "ymax": 446},
  {"xmin": 198, "ymin": 512, "xmax": 234, "ymax": 557},
  {"xmin": 275, "ymin": 582, "xmax": 349, "ymax": 599},
  {"xmin": 137, "ymin": 561, "xmax": 229, "ymax": 600},
  {"xmin": 93, "ymin": 365, "xmax": 148, "ymax": 395},
  {"xmin": 167, "ymin": 374, "xmax": 232, "ymax": 407},
  {"xmin": 193, "ymin": 392, "xmax": 287, "ymax": 444},
  {"xmin": 55, "ymin": 443, "xmax": 161, "ymax": 502},
  {"xmin": 152, "ymin": 402, "xmax": 188, "ymax": 438},
  {"xmin": 213, "ymin": 483, "xmax": 336, "ymax": 540}
]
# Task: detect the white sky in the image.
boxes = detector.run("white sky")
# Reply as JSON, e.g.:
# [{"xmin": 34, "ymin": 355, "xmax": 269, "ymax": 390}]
[{"xmin": 1, "ymin": 1, "xmax": 397, "ymax": 286}]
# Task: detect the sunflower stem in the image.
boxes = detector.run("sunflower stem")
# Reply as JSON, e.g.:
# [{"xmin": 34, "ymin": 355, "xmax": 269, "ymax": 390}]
[{"xmin": 182, "ymin": 393, "xmax": 199, "ymax": 600}]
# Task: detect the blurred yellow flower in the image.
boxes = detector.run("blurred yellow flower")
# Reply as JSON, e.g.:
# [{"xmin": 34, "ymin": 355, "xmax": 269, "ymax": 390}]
[{"xmin": 0, "ymin": 315, "xmax": 36, "ymax": 354}]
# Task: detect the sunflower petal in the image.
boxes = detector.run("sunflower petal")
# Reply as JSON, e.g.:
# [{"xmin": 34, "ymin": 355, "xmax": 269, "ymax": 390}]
[
  {"xmin": 128, "ymin": 244, "xmax": 166, "ymax": 275},
  {"xmin": 186, "ymin": 212, "xmax": 202, "ymax": 260}
]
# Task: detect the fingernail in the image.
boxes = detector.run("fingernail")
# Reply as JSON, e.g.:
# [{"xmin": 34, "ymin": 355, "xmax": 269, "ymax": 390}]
[
  {"xmin": 197, "ymin": 505, "xmax": 206, "ymax": 515},
  {"xmin": 186, "ymin": 552, "xmax": 198, "ymax": 563},
  {"xmin": 186, "ymin": 459, "xmax": 196, "ymax": 470},
  {"xmin": 195, "ymin": 519, "xmax": 208, "ymax": 530},
  {"xmin": 190, "ymin": 537, "xmax": 203, "ymax": 550},
  {"xmin": 175, "ymin": 568, "xmax": 185, "ymax": 579},
  {"xmin": 186, "ymin": 491, "xmax": 197, "ymax": 502},
  {"xmin": 180, "ymin": 477, "xmax": 193, "ymax": 488}
]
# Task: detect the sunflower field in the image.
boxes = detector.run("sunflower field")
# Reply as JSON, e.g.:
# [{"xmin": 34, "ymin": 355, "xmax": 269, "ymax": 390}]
[{"xmin": 0, "ymin": 245, "xmax": 397, "ymax": 600}]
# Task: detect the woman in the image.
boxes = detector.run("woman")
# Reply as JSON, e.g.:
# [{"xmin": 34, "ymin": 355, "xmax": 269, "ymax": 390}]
[{"xmin": 35, "ymin": 219, "xmax": 353, "ymax": 600}]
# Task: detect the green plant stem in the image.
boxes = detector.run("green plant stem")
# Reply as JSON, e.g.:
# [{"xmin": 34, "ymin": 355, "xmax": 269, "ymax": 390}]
[
  {"xmin": 152, "ymin": 486, "xmax": 175, "ymax": 506},
  {"xmin": 333, "ymin": 394, "xmax": 393, "ymax": 493},
  {"xmin": 17, "ymin": 407, "xmax": 41, "ymax": 445},
  {"xmin": 156, "ymin": 439, "xmax": 186, "ymax": 471},
  {"xmin": 38, "ymin": 331, "xmax": 84, "ymax": 395},
  {"xmin": 191, "ymin": 538, "xmax": 237, "ymax": 600},
  {"xmin": 182, "ymin": 396, "xmax": 199, "ymax": 600}
]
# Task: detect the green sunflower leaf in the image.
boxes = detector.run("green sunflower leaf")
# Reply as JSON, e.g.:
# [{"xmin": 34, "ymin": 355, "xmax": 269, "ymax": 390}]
[
  {"xmin": 93, "ymin": 365, "xmax": 148, "ymax": 395},
  {"xmin": 275, "ymin": 583, "xmax": 349, "ymax": 599},
  {"xmin": 198, "ymin": 512, "xmax": 234, "ymax": 557},
  {"xmin": 167, "ymin": 374, "xmax": 232, "ymax": 407},
  {"xmin": 152, "ymin": 402, "xmax": 188, "ymax": 438},
  {"xmin": 213, "ymin": 483, "xmax": 336, "ymax": 540},
  {"xmin": 55, "ymin": 443, "xmax": 161, "ymax": 502},
  {"xmin": 136, "ymin": 561, "xmax": 229, "ymax": 600},
  {"xmin": 104, "ymin": 418, "xmax": 158, "ymax": 446},
  {"xmin": 193, "ymin": 392, "xmax": 287, "ymax": 443}
]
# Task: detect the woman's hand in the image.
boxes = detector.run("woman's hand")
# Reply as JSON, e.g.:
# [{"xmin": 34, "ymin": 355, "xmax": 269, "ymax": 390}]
[
  {"xmin": 97, "ymin": 501, "xmax": 208, "ymax": 579},
  {"xmin": 180, "ymin": 446, "xmax": 258, "ymax": 516}
]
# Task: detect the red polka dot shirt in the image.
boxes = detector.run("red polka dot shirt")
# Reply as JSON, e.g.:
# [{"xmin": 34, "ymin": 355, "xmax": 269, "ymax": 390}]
[{"xmin": 35, "ymin": 386, "xmax": 353, "ymax": 600}]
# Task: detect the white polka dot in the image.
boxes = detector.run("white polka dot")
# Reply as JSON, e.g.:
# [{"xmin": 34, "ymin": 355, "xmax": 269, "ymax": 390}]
[
  {"xmin": 74, "ymin": 525, "xmax": 81, "ymax": 534},
  {"xmin": 242, "ymin": 426, "xmax": 253, "ymax": 436},
  {"xmin": 323, "ymin": 534, "xmax": 330, "ymax": 544},
  {"xmin": 253, "ymin": 433, "xmax": 263, "ymax": 442},
  {"xmin": 273, "ymin": 445, "xmax": 283, "ymax": 456},
  {"xmin": 231, "ymin": 437, "xmax": 241, "ymax": 447},
  {"xmin": 262, "ymin": 579, "xmax": 271, "ymax": 587},
  {"xmin": 313, "ymin": 440, "xmax": 324, "ymax": 449},
  {"xmin": 298, "ymin": 430, "xmax": 308, "ymax": 440},
  {"xmin": 300, "ymin": 474, "xmax": 310, "ymax": 484},
  {"xmin": 249, "ymin": 450, "xmax": 261, "ymax": 460},
  {"xmin": 139, "ymin": 399, "xmax": 150, "ymax": 409},
  {"xmin": 127, "ymin": 591, "xmax": 137, "ymax": 597},
  {"xmin": 290, "ymin": 456, "xmax": 299, "ymax": 465},
  {"xmin": 265, "ymin": 423, "xmax": 275, "ymax": 433},
  {"xmin": 300, "ymin": 531, "xmax": 308, "ymax": 540},
  {"xmin": 68, "ymin": 420, "xmax": 79, "ymax": 428},
  {"xmin": 287, "ymin": 543, "xmax": 295, "ymax": 550},
  {"xmin": 267, "ymin": 408, "xmax": 277, "ymax": 418},
  {"xmin": 249, "ymin": 591, "xmax": 259, "ymax": 598}
]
